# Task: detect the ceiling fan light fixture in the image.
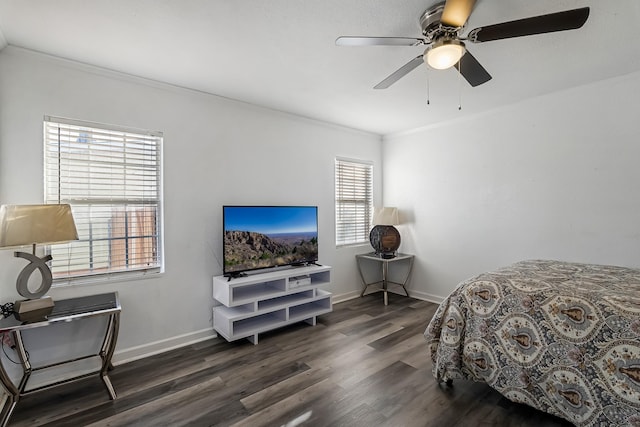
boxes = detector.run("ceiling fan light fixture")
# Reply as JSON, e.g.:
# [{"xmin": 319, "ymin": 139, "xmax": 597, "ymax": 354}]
[{"xmin": 425, "ymin": 39, "xmax": 466, "ymax": 70}]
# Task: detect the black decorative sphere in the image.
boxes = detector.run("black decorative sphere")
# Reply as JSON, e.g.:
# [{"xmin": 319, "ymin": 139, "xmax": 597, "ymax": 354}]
[{"xmin": 369, "ymin": 225, "xmax": 401, "ymax": 258}]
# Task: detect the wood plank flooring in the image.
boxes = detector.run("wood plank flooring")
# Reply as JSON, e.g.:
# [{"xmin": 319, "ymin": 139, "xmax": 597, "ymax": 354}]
[{"xmin": 9, "ymin": 293, "xmax": 573, "ymax": 426}]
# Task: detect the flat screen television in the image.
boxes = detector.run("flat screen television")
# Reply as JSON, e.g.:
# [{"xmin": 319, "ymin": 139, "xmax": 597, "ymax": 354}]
[{"xmin": 223, "ymin": 206, "xmax": 319, "ymax": 276}]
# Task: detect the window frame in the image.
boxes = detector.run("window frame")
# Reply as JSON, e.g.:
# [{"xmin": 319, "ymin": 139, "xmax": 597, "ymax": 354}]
[
  {"xmin": 43, "ymin": 116, "xmax": 164, "ymax": 285},
  {"xmin": 335, "ymin": 157, "xmax": 374, "ymax": 247}
]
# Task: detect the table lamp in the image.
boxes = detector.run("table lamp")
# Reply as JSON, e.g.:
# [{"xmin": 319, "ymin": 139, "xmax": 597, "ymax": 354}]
[
  {"xmin": 0, "ymin": 204, "xmax": 78, "ymax": 322},
  {"xmin": 369, "ymin": 207, "xmax": 401, "ymax": 259}
]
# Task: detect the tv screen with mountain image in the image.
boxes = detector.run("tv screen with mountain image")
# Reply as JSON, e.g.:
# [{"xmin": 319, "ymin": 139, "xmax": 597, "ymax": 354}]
[{"xmin": 223, "ymin": 206, "xmax": 319, "ymax": 276}]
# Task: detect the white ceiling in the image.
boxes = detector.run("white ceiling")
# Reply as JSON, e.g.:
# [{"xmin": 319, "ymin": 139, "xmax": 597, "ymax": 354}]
[{"xmin": 1, "ymin": 0, "xmax": 639, "ymax": 135}]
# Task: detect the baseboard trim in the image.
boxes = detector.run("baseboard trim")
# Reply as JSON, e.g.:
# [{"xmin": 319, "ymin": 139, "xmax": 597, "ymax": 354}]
[
  {"xmin": 406, "ymin": 290, "xmax": 445, "ymax": 304},
  {"xmin": 113, "ymin": 328, "xmax": 217, "ymax": 366},
  {"xmin": 113, "ymin": 292, "xmax": 369, "ymax": 366},
  {"xmin": 332, "ymin": 289, "xmax": 445, "ymax": 305},
  {"xmin": 332, "ymin": 290, "xmax": 361, "ymax": 304},
  {"xmin": 112, "ymin": 290, "xmax": 444, "ymax": 366}
]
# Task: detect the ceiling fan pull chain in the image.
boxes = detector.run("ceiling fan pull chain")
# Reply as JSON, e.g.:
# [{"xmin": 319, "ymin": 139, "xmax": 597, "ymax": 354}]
[
  {"xmin": 457, "ymin": 61, "xmax": 462, "ymax": 111},
  {"xmin": 426, "ymin": 68, "xmax": 430, "ymax": 106}
]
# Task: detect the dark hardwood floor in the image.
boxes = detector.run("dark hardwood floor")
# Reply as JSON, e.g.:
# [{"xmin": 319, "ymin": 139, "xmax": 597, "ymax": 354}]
[{"xmin": 9, "ymin": 293, "xmax": 573, "ymax": 426}]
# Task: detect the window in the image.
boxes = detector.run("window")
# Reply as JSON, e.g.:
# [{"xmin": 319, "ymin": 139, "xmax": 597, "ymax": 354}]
[
  {"xmin": 44, "ymin": 116, "xmax": 163, "ymax": 282},
  {"xmin": 335, "ymin": 158, "xmax": 373, "ymax": 246}
]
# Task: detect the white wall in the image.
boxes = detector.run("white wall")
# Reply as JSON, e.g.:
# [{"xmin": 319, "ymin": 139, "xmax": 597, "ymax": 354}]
[
  {"xmin": 384, "ymin": 70, "xmax": 640, "ymax": 302},
  {"xmin": 0, "ymin": 47, "xmax": 381, "ymax": 367}
]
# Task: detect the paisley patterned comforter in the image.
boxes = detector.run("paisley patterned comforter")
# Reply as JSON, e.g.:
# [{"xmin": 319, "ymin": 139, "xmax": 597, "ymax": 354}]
[{"xmin": 424, "ymin": 260, "xmax": 640, "ymax": 426}]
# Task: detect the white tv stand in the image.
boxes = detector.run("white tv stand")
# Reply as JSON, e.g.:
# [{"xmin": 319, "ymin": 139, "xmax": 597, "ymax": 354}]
[{"xmin": 212, "ymin": 265, "xmax": 332, "ymax": 344}]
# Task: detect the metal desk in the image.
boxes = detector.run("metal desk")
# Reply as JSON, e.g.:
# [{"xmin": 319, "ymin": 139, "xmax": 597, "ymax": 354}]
[
  {"xmin": 0, "ymin": 292, "xmax": 120, "ymax": 427},
  {"xmin": 356, "ymin": 253, "xmax": 414, "ymax": 305}
]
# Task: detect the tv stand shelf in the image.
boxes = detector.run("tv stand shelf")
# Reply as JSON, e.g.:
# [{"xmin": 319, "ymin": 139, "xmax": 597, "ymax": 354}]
[{"xmin": 212, "ymin": 265, "xmax": 332, "ymax": 344}]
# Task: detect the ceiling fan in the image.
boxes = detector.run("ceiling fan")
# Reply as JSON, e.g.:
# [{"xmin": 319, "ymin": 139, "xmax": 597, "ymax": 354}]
[{"xmin": 336, "ymin": 0, "xmax": 590, "ymax": 89}]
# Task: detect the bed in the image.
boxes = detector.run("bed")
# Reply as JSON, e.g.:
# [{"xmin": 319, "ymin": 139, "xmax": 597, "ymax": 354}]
[{"xmin": 424, "ymin": 259, "xmax": 640, "ymax": 426}]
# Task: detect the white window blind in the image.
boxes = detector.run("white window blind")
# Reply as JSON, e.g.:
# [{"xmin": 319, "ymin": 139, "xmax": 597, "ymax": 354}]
[
  {"xmin": 335, "ymin": 158, "xmax": 373, "ymax": 246},
  {"xmin": 44, "ymin": 116, "xmax": 163, "ymax": 282}
]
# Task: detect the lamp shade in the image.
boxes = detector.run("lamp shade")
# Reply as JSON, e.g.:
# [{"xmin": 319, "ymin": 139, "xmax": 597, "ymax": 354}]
[
  {"xmin": 0, "ymin": 204, "xmax": 79, "ymax": 248},
  {"xmin": 372, "ymin": 207, "xmax": 399, "ymax": 226}
]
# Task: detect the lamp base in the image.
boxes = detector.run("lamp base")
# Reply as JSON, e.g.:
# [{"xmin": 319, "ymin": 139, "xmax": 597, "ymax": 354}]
[
  {"xmin": 378, "ymin": 252, "xmax": 397, "ymax": 259},
  {"xmin": 369, "ymin": 225, "xmax": 401, "ymax": 259},
  {"xmin": 14, "ymin": 296, "xmax": 54, "ymax": 323}
]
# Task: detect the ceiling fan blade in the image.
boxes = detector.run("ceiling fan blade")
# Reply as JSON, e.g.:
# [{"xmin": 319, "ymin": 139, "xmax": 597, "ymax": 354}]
[
  {"xmin": 336, "ymin": 36, "xmax": 424, "ymax": 47},
  {"xmin": 455, "ymin": 50, "xmax": 491, "ymax": 87},
  {"xmin": 441, "ymin": 0, "xmax": 477, "ymax": 28},
  {"xmin": 374, "ymin": 55, "xmax": 424, "ymax": 89},
  {"xmin": 468, "ymin": 7, "xmax": 590, "ymax": 43}
]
